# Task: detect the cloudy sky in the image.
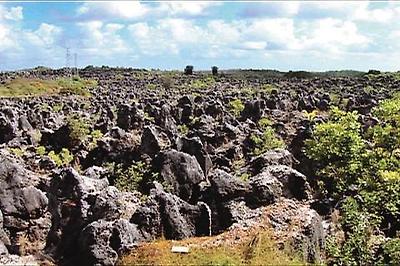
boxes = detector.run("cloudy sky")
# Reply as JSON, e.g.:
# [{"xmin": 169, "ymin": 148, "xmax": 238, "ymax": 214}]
[{"xmin": 0, "ymin": 1, "xmax": 400, "ymax": 71}]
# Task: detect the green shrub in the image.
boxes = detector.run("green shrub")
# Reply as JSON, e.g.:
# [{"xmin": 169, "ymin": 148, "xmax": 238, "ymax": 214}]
[
  {"xmin": 36, "ymin": 146, "xmax": 46, "ymax": 156},
  {"xmin": 250, "ymin": 126, "xmax": 285, "ymax": 156},
  {"xmin": 9, "ymin": 147, "xmax": 25, "ymax": 157},
  {"xmin": 67, "ymin": 115, "xmax": 91, "ymax": 145},
  {"xmin": 52, "ymin": 103, "xmax": 63, "ymax": 112},
  {"xmin": 261, "ymin": 84, "xmax": 279, "ymax": 94},
  {"xmin": 382, "ymin": 238, "xmax": 400, "ymax": 265},
  {"xmin": 305, "ymin": 107, "xmax": 364, "ymax": 194},
  {"xmin": 190, "ymin": 77, "xmax": 215, "ymax": 90},
  {"xmin": 88, "ymin": 130, "xmax": 103, "ymax": 150},
  {"xmin": 177, "ymin": 124, "xmax": 189, "ymax": 135},
  {"xmin": 105, "ymin": 161, "xmax": 159, "ymax": 192},
  {"xmin": 258, "ymin": 117, "xmax": 273, "ymax": 129},
  {"xmin": 48, "ymin": 148, "xmax": 73, "ymax": 166},
  {"xmin": 228, "ymin": 99, "xmax": 245, "ymax": 117},
  {"xmin": 305, "ymin": 102, "xmax": 400, "ymax": 265},
  {"xmin": 147, "ymin": 84, "xmax": 157, "ymax": 90}
]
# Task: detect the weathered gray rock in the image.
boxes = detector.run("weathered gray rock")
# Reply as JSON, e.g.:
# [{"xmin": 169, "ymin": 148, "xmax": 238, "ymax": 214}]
[
  {"xmin": 248, "ymin": 171, "xmax": 282, "ymax": 206},
  {"xmin": 153, "ymin": 149, "xmax": 205, "ymax": 202},
  {"xmin": 250, "ymin": 149, "xmax": 294, "ymax": 174},
  {"xmin": 265, "ymin": 199, "xmax": 325, "ymax": 263},
  {"xmin": 79, "ymin": 220, "xmax": 117, "ymax": 266},
  {"xmin": 79, "ymin": 218, "xmax": 143, "ymax": 266},
  {"xmin": 130, "ymin": 198, "xmax": 162, "ymax": 241},
  {"xmin": 209, "ymin": 169, "xmax": 250, "ymax": 201},
  {"xmin": 265, "ymin": 165, "xmax": 312, "ymax": 200},
  {"xmin": 141, "ymin": 183, "xmax": 211, "ymax": 239},
  {"xmin": 140, "ymin": 126, "xmax": 170, "ymax": 157},
  {"xmin": 176, "ymin": 136, "xmax": 212, "ymax": 177},
  {"xmin": 0, "ymin": 151, "xmax": 49, "ymax": 256}
]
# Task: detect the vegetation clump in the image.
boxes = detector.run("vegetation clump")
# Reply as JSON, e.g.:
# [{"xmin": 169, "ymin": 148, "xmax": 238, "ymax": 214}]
[
  {"xmin": 104, "ymin": 161, "xmax": 159, "ymax": 193},
  {"xmin": 305, "ymin": 101, "xmax": 400, "ymax": 265},
  {"xmin": 66, "ymin": 115, "xmax": 91, "ymax": 146},
  {"xmin": 228, "ymin": 99, "xmax": 245, "ymax": 117},
  {"xmin": 250, "ymin": 117, "xmax": 284, "ymax": 156},
  {"xmin": 0, "ymin": 77, "xmax": 96, "ymax": 97},
  {"xmin": 48, "ymin": 148, "xmax": 74, "ymax": 167}
]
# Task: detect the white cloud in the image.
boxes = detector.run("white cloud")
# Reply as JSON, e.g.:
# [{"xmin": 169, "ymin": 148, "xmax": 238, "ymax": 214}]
[
  {"xmin": 244, "ymin": 18, "xmax": 299, "ymax": 50},
  {"xmin": 75, "ymin": 0, "xmax": 218, "ymax": 21},
  {"xmin": 241, "ymin": 2, "xmax": 300, "ymax": 18},
  {"xmin": 77, "ymin": 21, "xmax": 127, "ymax": 55},
  {"xmin": 157, "ymin": 1, "xmax": 220, "ymax": 17},
  {"xmin": 0, "ymin": 23, "xmax": 15, "ymax": 51},
  {"xmin": 77, "ymin": 1, "xmax": 149, "ymax": 20},
  {"xmin": 353, "ymin": 3, "xmax": 400, "ymax": 23},
  {"xmin": 238, "ymin": 41, "xmax": 267, "ymax": 51},
  {"xmin": 299, "ymin": 19, "xmax": 370, "ymax": 53},
  {"xmin": 0, "ymin": 5, "xmax": 23, "ymax": 21},
  {"xmin": 25, "ymin": 23, "xmax": 62, "ymax": 47}
]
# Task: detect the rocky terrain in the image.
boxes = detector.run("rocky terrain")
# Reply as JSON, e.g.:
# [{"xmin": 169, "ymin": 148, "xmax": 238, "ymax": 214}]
[{"xmin": 0, "ymin": 67, "xmax": 399, "ymax": 265}]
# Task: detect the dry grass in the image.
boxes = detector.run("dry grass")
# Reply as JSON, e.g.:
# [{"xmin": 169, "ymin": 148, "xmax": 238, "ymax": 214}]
[
  {"xmin": 119, "ymin": 230, "xmax": 304, "ymax": 266},
  {"xmin": 0, "ymin": 77, "xmax": 97, "ymax": 97}
]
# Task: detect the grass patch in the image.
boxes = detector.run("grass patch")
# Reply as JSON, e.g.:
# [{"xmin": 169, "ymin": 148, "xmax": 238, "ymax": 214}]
[
  {"xmin": 119, "ymin": 230, "xmax": 302, "ymax": 266},
  {"xmin": 0, "ymin": 77, "xmax": 97, "ymax": 97}
]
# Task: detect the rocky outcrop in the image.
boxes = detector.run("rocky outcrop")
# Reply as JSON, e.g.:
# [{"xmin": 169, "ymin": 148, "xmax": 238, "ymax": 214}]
[
  {"xmin": 0, "ymin": 150, "xmax": 50, "ymax": 256},
  {"xmin": 153, "ymin": 149, "xmax": 205, "ymax": 202},
  {"xmin": 45, "ymin": 168, "xmax": 141, "ymax": 265},
  {"xmin": 264, "ymin": 199, "xmax": 325, "ymax": 263}
]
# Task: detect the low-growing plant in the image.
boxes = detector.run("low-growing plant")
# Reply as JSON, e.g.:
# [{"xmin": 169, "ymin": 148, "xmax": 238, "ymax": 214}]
[
  {"xmin": 36, "ymin": 146, "xmax": 46, "ymax": 156},
  {"xmin": 9, "ymin": 147, "xmax": 25, "ymax": 157},
  {"xmin": 228, "ymin": 99, "xmax": 245, "ymax": 117},
  {"xmin": 147, "ymin": 84, "xmax": 157, "ymax": 90},
  {"xmin": 88, "ymin": 129, "xmax": 103, "ymax": 150},
  {"xmin": 250, "ymin": 126, "xmax": 285, "ymax": 156},
  {"xmin": 261, "ymin": 84, "xmax": 279, "ymax": 94},
  {"xmin": 52, "ymin": 103, "xmax": 63, "ymax": 113},
  {"xmin": 67, "ymin": 115, "xmax": 91, "ymax": 145},
  {"xmin": 190, "ymin": 77, "xmax": 215, "ymax": 90},
  {"xmin": 105, "ymin": 161, "xmax": 160, "ymax": 192},
  {"xmin": 119, "ymin": 230, "xmax": 301, "ymax": 265},
  {"xmin": 143, "ymin": 112, "xmax": 155, "ymax": 123},
  {"xmin": 48, "ymin": 148, "xmax": 73, "ymax": 167},
  {"xmin": 239, "ymin": 173, "xmax": 250, "ymax": 182},
  {"xmin": 258, "ymin": 117, "xmax": 273, "ymax": 129},
  {"xmin": 177, "ymin": 124, "xmax": 189, "ymax": 135}
]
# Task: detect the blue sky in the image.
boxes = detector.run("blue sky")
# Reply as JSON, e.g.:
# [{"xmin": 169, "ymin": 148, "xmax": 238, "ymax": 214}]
[{"xmin": 0, "ymin": 1, "xmax": 400, "ymax": 71}]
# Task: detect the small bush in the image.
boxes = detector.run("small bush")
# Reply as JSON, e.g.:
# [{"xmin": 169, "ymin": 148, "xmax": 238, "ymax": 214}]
[
  {"xmin": 105, "ymin": 161, "xmax": 159, "ymax": 192},
  {"xmin": 250, "ymin": 126, "xmax": 285, "ymax": 156},
  {"xmin": 177, "ymin": 124, "xmax": 189, "ymax": 135},
  {"xmin": 184, "ymin": 65, "xmax": 193, "ymax": 75},
  {"xmin": 190, "ymin": 77, "xmax": 215, "ymax": 90},
  {"xmin": 9, "ymin": 147, "xmax": 25, "ymax": 157},
  {"xmin": 52, "ymin": 103, "xmax": 64, "ymax": 113},
  {"xmin": 228, "ymin": 99, "xmax": 245, "ymax": 117},
  {"xmin": 88, "ymin": 130, "xmax": 103, "ymax": 150},
  {"xmin": 48, "ymin": 148, "xmax": 73, "ymax": 167},
  {"xmin": 67, "ymin": 115, "xmax": 91, "ymax": 145},
  {"xmin": 36, "ymin": 146, "xmax": 46, "ymax": 156},
  {"xmin": 258, "ymin": 117, "xmax": 273, "ymax": 129}
]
